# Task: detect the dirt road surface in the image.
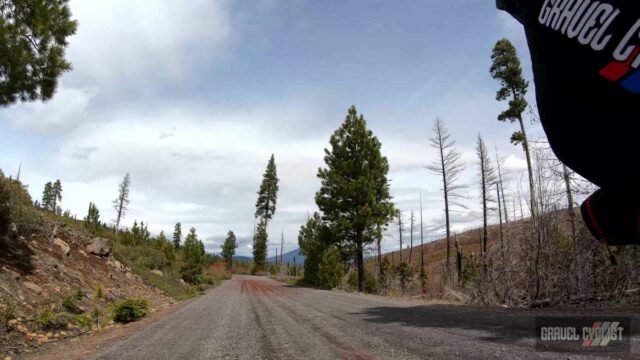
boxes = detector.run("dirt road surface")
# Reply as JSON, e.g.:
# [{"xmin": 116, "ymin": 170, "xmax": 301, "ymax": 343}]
[{"xmin": 33, "ymin": 275, "xmax": 640, "ymax": 359}]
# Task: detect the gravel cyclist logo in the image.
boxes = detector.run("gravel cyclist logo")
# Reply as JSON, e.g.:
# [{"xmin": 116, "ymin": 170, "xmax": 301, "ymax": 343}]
[
  {"xmin": 536, "ymin": 317, "xmax": 630, "ymax": 352},
  {"xmin": 538, "ymin": 0, "xmax": 640, "ymax": 93}
]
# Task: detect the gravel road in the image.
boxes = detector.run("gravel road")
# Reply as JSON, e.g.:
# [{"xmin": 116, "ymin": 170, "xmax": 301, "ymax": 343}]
[{"xmin": 90, "ymin": 275, "xmax": 638, "ymax": 359}]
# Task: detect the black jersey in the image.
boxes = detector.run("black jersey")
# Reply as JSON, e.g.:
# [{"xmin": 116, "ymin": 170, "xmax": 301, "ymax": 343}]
[{"xmin": 497, "ymin": 0, "xmax": 640, "ymax": 198}]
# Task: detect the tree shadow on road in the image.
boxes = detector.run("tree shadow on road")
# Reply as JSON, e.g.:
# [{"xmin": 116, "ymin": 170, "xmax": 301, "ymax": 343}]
[{"xmin": 355, "ymin": 305, "xmax": 640, "ymax": 342}]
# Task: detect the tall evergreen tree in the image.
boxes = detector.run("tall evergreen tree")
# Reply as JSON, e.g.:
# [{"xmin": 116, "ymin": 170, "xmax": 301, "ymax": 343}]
[
  {"xmin": 42, "ymin": 182, "xmax": 53, "ymax": 210},
  {"xmin": 52, "ymin": 179, "xmax": 62, "ymax": 213},
  {"xmin": 113, "ymin": 173, "xmax": 131, "ymax": 234},
  {"xmin": 490, "ymin": 39, "xmax": 536, "ymax": 219},
  {"xmin": 255, "ymin": 154, "xmax": 279, "ymax": 227},
  {"xmin": 173, "ymin": 222, "xmax": 182, "ymax": 249},
  {"xmin": 221, "ymin": 230, "xmax": 238, "ymax": 269},
  {"xmin": 316, "ymin": 106, "xmax": 395, "ymax": 291},
  {"xmin": 181, "ymin": 227, "xmax": 204, "ymax": 283},
  {"xmin": 252, "ymin": 220, "xmax": 268, "ymax": 273},
  {"xmin": 0, "ymin": 0, "xmax": 77, "ymax": 106}
]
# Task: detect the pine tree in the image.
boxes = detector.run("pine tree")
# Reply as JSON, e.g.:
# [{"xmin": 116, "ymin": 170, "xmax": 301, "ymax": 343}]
[
  {"xmin": 52, "ymin": 179, "xmax": 62, "ymax": 212},
  {"xmin": 252, "ymin": 220, "xmax": 268, "ymax": 274},
  {"xmin": 0, "ymin": 0, "xmax": 77, "ymax": 106},
  {"xmin": 490, "ymin": 39, "xmax": 536, "ymax": 219},
  {"xmin": 476, "ymin": 135, "xmax": 497, "ymax": 254},
  {"xmin": 221, "ymin": 230, "xmax": 238, "ymax": 269},
  {"xmin": 157, "ymin": 230, "xmax": 168, "ymax": 243},
  {"xmin": 181, "ymin": 227, "xmax": 204, "ymax": 283},
  {"xmin": 42, "ymin": 182, "xmax": 53, "ymax": 211},
  {"xmin": 316, "ymin": 106, "xmax": 396, "ymax": 291},
  {"xmin": 255, "ymin": 154, "xmax": 279, "ymax": 227},
  {"xmin": 113, "ymin": 173, "xmax": 130, "ymax": 234},
  {"xmin": 83, "ymin": 202, "xmax": 101, "ymax": 234},
  {"xmin": 298, "ymin": 212, "xmax": 330, "ymax": 286},
  {"xmin": 173, "ymin": 222, "xmax": 182, "ymax": 249}
]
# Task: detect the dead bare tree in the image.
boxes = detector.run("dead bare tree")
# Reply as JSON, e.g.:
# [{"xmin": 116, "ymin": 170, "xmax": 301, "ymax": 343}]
[
  {"xmin": 476, "ymin": 135, "xmax": 497, "ymax": 255},
  {"xmin": 396, "ymin": 209, "xmax": 404, "ymax": 263},
  {"xmin": 494, "ymin": 146, "xmax": 509, "ymax": 224},
  {"xmin": 409, "ymin": 210, "xmax": 415, "ymax": 264},
  {"xmin": 428, "ymin": 118, "xmax": 467, "ymax": 271}
]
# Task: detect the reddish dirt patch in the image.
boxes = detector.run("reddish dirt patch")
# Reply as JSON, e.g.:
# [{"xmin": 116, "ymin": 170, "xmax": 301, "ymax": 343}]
[{"xmin": 239, "ymin": 278, "xmax": 292, "ymax": 297}]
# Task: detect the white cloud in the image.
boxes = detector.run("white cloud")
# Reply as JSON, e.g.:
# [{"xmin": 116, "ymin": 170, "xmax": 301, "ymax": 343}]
[
  {"xmin": 6, "ymin": 86, "xmax": 97, "ymax": 130},
  {"xmin": 65, "ymin": 0, "xmax": 232, "ymax": 89}
]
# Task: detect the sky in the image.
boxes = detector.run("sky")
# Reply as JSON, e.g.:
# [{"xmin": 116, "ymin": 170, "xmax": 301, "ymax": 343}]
[{"xmin": 0, "ymin": 0, "xmax": 549, "ymax": 257}]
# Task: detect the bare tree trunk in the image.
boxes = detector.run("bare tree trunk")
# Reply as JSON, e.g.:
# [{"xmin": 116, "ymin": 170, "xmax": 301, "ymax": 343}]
[
  {"xmin": 517, "ymin": 115, "xmax": 537, "ymax": 220},
  {"xmin": 495, "ymin": 147, "xmax": 509, "ymax": 224},
  {"xmin": 397, "ymin": 210, "xmax": 403, "ymax": 263},
  {"xmin": 280, "ymin": 227, "xmax": 284, "ymax": 268},
  {"xmin": 376, "ymin": 225, "xmax": 382, "ymax": 285},
  {"xmin": 563, "ymin": 164, "xmax": 577, "ymax": 248},
  {"xmin": 497, "ymin": 186, "xmax": 504, "ymax": 251},
  {"xmin": 409, "ymin": 211, "xmax": 414, "ymax": 265},
  {"xmin": 454, "ymin": 233, "xmax": 462, "ymax": 284},
  {"xmin": 357, "ymin": 239, "xmax": 365, "ymax": 292}
]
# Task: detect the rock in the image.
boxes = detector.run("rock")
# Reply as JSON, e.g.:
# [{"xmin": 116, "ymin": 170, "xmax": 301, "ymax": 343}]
[
  {"xmin": 86, "ymin": 237, "xmax": 111, "ymax": 257},
  {"xmin": 78, "ymin": 250, "xmax": 87, "ymax": 257},
  {"xmin": 23, "ymin": 281, "xmax": 42, "ymax": 294},
  {"xmin": 9, "ymin": 223, "xmax": 17, "ymax": 239},
  {"xmin": 53, "ymin": 237, "xmax": 70, "ymax": 256},
  {"xmin": 2, "ymin": 266, "xmax": 20, "ymax": 281},
  {"xmin": 109, "ymin": 260, "xmax": 124, "ymax": 271},
  {"xmin": 151, "ymin": 269, "xmax": 163, "ymax": 277},
  {"xmin": 178, "ymin": 279, "xmax": 186, "ymax": 285},
  {"xmin": 51, "ymin": 225, "xmax": 60, "ymax": 239}
]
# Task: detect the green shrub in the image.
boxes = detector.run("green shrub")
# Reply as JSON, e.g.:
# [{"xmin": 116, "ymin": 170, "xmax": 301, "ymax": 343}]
[
  {"xmin": 62, "ymin": 295, "xmax": 82, "ymax": 314},
  {"xmin": 0, "ymin": 295, "xmax": 16, "ymax": 324},
  {"xmin": 0, "ymin": 176, "xmax": 39, "ymax": 231},
  {"xmin": 396, "ymin": 262, "xmax": 414, "ymax": 292},
  {"xmin": 73, "ymin": 314, "xmax": 93, "ymax": 329},
  {"xmin": 318, "ymin": 247, "xmax": 345, "ymax": 289},
  {"xmin": 93, "ymin": 285, "xmax": 104, "ymax": 301},
  {"xmin": 347, "ymin": 269, "xmax": 377, "ymax": 293},
  {"xmin": 36, "ymin": 309, "xmax": 69, "ymax": 331},
  {"xmin": 112, "ymin": 298, "xmax": 149, "ymax": 324}
]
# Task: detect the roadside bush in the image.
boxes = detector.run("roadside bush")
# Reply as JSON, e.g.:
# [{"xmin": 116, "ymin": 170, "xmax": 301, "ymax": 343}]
[
  {"xmin": 112, "ymin": 298, "xmax": 149, "ymax": 324},
  {"xmin": 396, "ymin": 262, "xmax": 414, "ymax": 292},
  {"xmin": 36, "ymin": 309, "xmax": 69, "ymax": 331},
  {"xmin": 180, "ymin": 262, "xmax": 203, "ymax": 284},
  {"xmin": 93, "ymin": 285, "xmax": 104, "ymax": 301},
  {"xmin": 346, "ymin": 269, "xmax": 377, "ymax": 293},
  {"xmin": 0, "ymin": 295, "xmax": 16, "ymax": 325},
  {"xmin": 62, "ymin": 295, "xmax": 82, "ymax": 314},
  {"xmin": 318, "ymin": 247, "xmax": 344, "ymax": 289},
  {"xmin": 36, "ymin": 309, "xmax": 93, "ymax": 331}
]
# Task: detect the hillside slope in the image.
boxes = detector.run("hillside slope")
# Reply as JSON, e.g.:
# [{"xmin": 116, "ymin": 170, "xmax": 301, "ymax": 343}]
[{"xmin": 0, "ymin": 214, "xmax": 174, "ymax": 356}]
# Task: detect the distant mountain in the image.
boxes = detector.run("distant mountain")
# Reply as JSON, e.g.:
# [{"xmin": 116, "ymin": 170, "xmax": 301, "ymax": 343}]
[
  {"xmin": 232, "ymin": 255, "xmax": 252, "ymax": 262},
  {"xmin": 268, "ymin": 248, "xmax": 305, "ymax": 265}
]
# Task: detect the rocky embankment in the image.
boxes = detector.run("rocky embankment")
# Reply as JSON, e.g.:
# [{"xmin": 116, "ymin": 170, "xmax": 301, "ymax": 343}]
[{"xmin": 0, "ymin": 219, "xmax": 173, "ymax": 358}]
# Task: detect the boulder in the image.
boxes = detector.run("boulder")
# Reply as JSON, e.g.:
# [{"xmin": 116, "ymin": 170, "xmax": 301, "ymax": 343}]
[
  {"xmin": 151, "ymin": 270, "xmax": 163, "ymax": 277},
  {"xmin": 9, "ymin": 223, "xmax": 17, "ymax": 239},
  {"xmin": 2, "ymin": 266, "xmax": 20, "ymax": 281},
  {"xmin": 86, "ymin": 237, "xmax": 111, "ymax": 257},
  {"xmin": 23, "ymin": 281, "xmax": 42, "ymax": 294},
  {"xmin": 52, "ymin": 238, "xmax": 70, "ymax": 256}
]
